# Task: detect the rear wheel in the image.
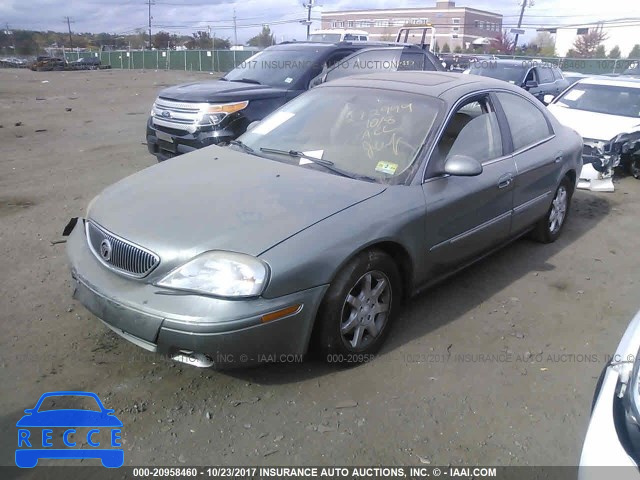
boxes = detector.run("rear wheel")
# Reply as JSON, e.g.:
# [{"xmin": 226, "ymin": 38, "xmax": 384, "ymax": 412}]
[
  {"xmin": 630, "ymin": 157, "xmax": 640, "ymax": 179},
  {"xmin": 531, "ymin": 176, "xmax": 572, "ymax": 243},
  {"xmin": 316, "ymin": 250, "xmax": 401, "ymax": 364}
]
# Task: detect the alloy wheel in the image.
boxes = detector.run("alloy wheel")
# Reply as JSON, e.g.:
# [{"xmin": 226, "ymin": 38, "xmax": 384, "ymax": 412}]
[{"xmin": 549, "ymin": 185, "xmax": 568, "ymax": 234}]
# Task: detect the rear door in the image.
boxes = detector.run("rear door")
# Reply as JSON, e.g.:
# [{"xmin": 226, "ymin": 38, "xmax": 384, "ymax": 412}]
[
  {"xmin": 494, "ymin": 91, "xmax": 562, "ymax": 234},
  {"xmin": 421, "ymin": 94, "xmax": 516, "ymax": 277}
]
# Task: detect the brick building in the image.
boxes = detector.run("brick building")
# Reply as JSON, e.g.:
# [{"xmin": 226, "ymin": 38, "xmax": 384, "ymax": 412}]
[{"xmin": 320, "ymin": 1, "xmax": 502, "ymax": 51}]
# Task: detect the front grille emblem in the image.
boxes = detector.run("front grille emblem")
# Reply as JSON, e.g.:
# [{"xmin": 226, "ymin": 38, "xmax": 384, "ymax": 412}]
[
  {"xmin": 161, "ymin": 110, "xmax": 171, "ymax": 118},
  {"xmin": 99, "ymin": 239, "xmax": 112, "ymax": 261}
]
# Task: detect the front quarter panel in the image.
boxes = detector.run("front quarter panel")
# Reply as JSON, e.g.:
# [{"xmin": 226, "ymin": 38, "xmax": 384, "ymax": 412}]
[{"xmin": 259, "ymin": 186, "xmax": 427, "ymax": 299}]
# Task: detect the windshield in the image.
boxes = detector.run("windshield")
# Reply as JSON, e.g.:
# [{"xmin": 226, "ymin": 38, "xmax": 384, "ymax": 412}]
[
  {"xmin": 308, "ymin": 33, "xmax": 342, "ymax": 42},
  {"xmin": 223, "ymin": 48, "xmax": 325, "ymax": 87},
  {"xmin": 554, "ymin": 83, "xmax": 640, "ymax": 118},
  {"xmin": 623, "ymin": 62, "xmax": 640, "ymax": 75},
  {"xmin": 469, "ymin": 62, "xmax": 527, "ymax": 84},
  {"xmin": 236, "ymin": 87, "xmax": 441, "ymax": 184},
  {"xmin": 37, "ymin": 395, "xmax": 101, "ymax": 412}
]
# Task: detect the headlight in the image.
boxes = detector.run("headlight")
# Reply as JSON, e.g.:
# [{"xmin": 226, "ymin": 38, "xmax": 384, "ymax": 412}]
[
  {"xmin": 199, "ymin": 101, "xmax": 249, "ymax": 126},
  {"xmin": 157, "ymin": 251, "xmax": 268, "ymax": 298}
]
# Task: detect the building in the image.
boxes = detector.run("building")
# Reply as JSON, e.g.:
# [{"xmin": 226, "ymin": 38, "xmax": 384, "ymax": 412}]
[
  {"xmin": 320, "ymin": 1, "xmax": 502, "ymax": 51},
  {"xmin": 540, "ymin": 21, "xmax": 640, "ymax": 58}
]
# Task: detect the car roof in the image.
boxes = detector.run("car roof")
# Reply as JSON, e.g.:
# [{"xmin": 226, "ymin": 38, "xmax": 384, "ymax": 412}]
[
  {"xmin": 577, "ymin": 76, "xmax": 640, "ymax": 88},
  {"xmin": 273, "ymin": 41, "xmax": 425, "ymax": 50},
  {"xmin": 322, "ymin": 71, "xmax": 523, "ymax": 99}
]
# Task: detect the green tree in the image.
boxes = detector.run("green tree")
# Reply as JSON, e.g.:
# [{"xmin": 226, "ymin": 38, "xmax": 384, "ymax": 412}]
[
  {"xmin": 153, "ymin": 31, "xmax": 173, "ymax": 49},
  {"xmin": 186, "ymin": 31, "xmax": 213, "ymax": 50},
  {"xmin": 629, "ymin": 44, "xmax": 640, "ymax": 59},
  {"xmin": 608, "ymin": 45, "xmax": 621, "ymax": 58},
  {"xmin": 594, "ymin": 44, "xmax": 606, "ymax": 58},
  {"xmin": 441, "ymin": 42, "xmax": 450, "ymax": 53},
  {"xmin": 454, "ymin": 45, "xmax": 462, "ymax": 53},
  {"xmin": 211, "ymin": 36, "xmax": 231, "ymax": 50},
  {"xmin": 247, "ymin": 25, "xmax": 275, "ymax": 47}
]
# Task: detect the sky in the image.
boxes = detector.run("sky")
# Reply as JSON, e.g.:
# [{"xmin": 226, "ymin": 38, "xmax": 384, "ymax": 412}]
[{"xmin": 1, "ymin": 0, "xmax": 638, "ymax": 44}]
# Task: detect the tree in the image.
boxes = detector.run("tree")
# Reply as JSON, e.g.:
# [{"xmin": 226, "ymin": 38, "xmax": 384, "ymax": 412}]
[
  {"xmin": 212, "ymin": 36, "xmax": 231, "ymax": 50},
  {"xmin": 594, "ymin": 44, "xmax": 606, "ymax": 58},
  {"xmin": 629, "ymin": 44, "xmax": 640, "ymax": 59},
  {"xmin": 247, "ymin": 25, "xmax": 275, "ymax": 48},
  {"xmin": 494, "ymin": 29, "xmax": 515, "ymax": 54},
  {"xmin": 441, "ymin": 42, "xmax": 450, "ymax": 53},
  {"xmin": 153, "ymin": 31, "xmax": 172, "ymax": 49},
  {"xmin": 572, "ymin": 28, "xmax": 608, "ymax": 58},
  {"xmin": 186, "ymin": 31, "xmax": 213, "ymax": 50},
  {"xmin": 454, "ymin": 45, "xmax": 462, "ymax": 53},
  {"xmin": 534, "ymin": 31, "xmax": 556, "ymax": 57},
  {"xmin": 608, "ymin": 45, "xmax": 621, "ymax": 58}
]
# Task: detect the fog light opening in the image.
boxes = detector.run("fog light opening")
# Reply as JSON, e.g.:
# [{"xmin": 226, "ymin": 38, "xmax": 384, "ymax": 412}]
[{"xmin": 171, "ymin": 350, "xmax": 214, "ymax": 368}]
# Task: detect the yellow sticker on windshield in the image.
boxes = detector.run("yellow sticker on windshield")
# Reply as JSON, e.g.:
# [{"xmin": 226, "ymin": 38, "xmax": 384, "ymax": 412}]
[{"xmin": 375, "ymin": 161, "xmax": 398, "ymax": 175}]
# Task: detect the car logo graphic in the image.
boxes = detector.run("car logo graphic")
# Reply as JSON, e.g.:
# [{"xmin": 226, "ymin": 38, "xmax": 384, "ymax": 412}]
[
  {"xmin": 161, "ymin": 110, "xmax": 171, "ymax": 118},
  {"xmin": 15, "ymin": 391, "xmax": 123, "ymax": 468},
  {"xmin": 99, "ymin": 239, "xmax": 112, "ymax": 261}
]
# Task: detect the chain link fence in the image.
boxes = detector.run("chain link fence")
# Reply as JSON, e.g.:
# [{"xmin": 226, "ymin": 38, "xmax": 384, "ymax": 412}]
[
  {"xmin": 494, "ymin": 55, "xmax": 637, "ymax": 75},
  {"xmin": 62, "ymin": 50, "xmax": 256, "ymax": 72}
]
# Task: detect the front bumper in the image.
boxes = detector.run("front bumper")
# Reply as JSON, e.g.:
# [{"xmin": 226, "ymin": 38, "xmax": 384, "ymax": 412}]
[
  {"xmin": 66, "ymin": 219, "xmax": 328, "ymax": 368},
  {"xmin": 146, "ymin": 117, "xmax": 236, "ymax": 161}
]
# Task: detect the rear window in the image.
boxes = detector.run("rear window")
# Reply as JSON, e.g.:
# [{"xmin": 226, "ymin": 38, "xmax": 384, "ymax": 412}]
[
  {"xmin": 469, "ymin": 62, "xmax": 527, "ymax": 84},
  {"xmin": 554, "ymin": 83, "xmax": 640, "ymax": 118}
]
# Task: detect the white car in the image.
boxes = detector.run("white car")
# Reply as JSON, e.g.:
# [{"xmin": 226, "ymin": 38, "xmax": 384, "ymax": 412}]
[
  {"xmin": 547, "ymin": 76, "xmax": 640, "ymax": 191},
  {"xmin": 579, "ymin": 309, "xmax": 640, "ymax": 480}
]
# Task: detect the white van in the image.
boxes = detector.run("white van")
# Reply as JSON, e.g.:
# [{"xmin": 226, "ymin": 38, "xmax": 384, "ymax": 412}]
[{"xmin": 308, "ymin": 29, "xmax": 369, "ymax": 42}]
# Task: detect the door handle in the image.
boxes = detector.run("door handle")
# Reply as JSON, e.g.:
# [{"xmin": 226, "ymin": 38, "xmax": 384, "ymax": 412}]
[
  {"xmin": 498, "ymin": 173, "xmax": 513, "ymax": 189},
  {"xmin": 554, "ymin": 152, "xmax": 563, "ymax": 163}
]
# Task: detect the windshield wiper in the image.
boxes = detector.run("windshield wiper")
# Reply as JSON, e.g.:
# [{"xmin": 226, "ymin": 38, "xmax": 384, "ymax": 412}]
[
  {"xmin": 259, "ymin": 147, "xmax": 376, "ymax": 181},
  {"xmin": 229, "ymin": 140, "xmax": 258, "ymax": 155},
  {"xmin": 219, "ymin": 77, "xmax": 229, "ymax": 81},
  {"xmin": 232, "ymin": 78, "xmax": 261, "ymax": 85}
]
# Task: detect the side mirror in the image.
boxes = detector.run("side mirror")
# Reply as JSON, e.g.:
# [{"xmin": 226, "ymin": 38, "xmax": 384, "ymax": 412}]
[
  {"xmin": 444, "ymin": 154, "xmax": 483, "ymax": 177},
  {"xmin": 543, "ymin": 94, "xmax": 555, "ymax": 104},
  {"xmin": 246, "ymin": 120, "xmax": 260, "ymax": 132},
  {"xmin": 525, "ymin": 80, "xmax": 539, "ymax": 89}
]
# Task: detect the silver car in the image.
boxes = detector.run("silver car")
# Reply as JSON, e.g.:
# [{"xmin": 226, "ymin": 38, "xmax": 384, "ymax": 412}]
[{"xmin": 65, "ymin": 72, "xmax": 583, "ymax": 368}]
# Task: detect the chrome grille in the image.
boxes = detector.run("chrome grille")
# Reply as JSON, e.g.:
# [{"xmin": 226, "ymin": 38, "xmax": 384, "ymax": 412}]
[
  {"xmin": 151, "ymin": 98, "xmax": 204, "ymax": 134},
  {"xmin": 86, "ymin": 221, "xmax": 160, "ymax": 278}
]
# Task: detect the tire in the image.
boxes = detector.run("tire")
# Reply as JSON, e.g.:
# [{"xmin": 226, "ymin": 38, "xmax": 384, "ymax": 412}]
[
  {"xmin": 531, "ymin": 176, "xmax": 573, "ymax": 244},
  {"xmin": 630, "ymin": 157, "xmax": 640, "ymax": 180},
  {"xmin": 316, "ymin": 249, "xmax": 402, "ymax": 364}
]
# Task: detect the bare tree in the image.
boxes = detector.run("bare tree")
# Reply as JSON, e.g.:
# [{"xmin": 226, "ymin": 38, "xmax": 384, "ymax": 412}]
[{"xmin": 494, "ymin": 30, "xmax": 515, "ymax": 54}]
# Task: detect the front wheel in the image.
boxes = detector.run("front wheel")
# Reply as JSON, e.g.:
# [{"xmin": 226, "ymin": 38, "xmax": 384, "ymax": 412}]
[
  {"xmin": 531, "ymin": 177, "xmax": 572, "ymax": 243},
  {"xmin": 630, "ymin": 157, "xmax": 640, "ymax": 179},
  {"xmin": 316, "ymin": 249, "xmax": 401, "ymax": 364}
]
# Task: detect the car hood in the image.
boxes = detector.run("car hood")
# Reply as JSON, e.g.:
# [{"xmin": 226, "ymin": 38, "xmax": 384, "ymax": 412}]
[
  {"xmin": 89, "ymin": 146, "xmax": 386, "ymax": 269},
  {"xmin": 158, "ymin": 80, "xmax": 289, "ymax": 103},
  {"xmin": 547, "ymin": 105, "xmax": 640, "ymax": 141},
  {"xmin": 16, "ymin": 411, "xmax": 123, "ymax": 427}
]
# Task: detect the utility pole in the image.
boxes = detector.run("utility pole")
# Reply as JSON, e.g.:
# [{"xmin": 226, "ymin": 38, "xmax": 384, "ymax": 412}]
[
  {"xmin": 303, "ymin": 0, "xmax": 315, "ymax": 39},
  {"xmin": 513, "ymin": 0, "xmax": 533, "ymax": 53},
  {"xmin": 233, "ymin": 9, "xmax": 238, "ymax": 47},
  {"xmin": 148, "ymin": 0, "xmax": 153, "ymax": 49},
  {"xmin": 64, "ymin": 16, "xmax": 74, "ymax": 49}
]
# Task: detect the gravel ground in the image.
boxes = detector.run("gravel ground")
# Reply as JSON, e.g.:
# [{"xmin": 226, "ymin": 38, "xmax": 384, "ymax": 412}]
[{"xmin": 1, "ymin": 68, "xmax": 639, "ymax": 470}]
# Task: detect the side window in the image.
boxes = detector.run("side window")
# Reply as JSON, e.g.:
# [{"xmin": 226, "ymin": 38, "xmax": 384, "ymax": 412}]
[
  {"xmin": 309, "ymin": 50, "xmax": 355, "ymax": 87},
  {"xmin": 496, "ymin": 92, "xmax": 552, "ymax": 151},
  {"xmin": 552, "ymin": 67, "xmax": 564, "ymax": 80},
  {"xmin": 430, "ymin": 98, "xmax": 503, "ymax": 175},
  {"xmin": 537, "ymin": 66, "xmax": 555, "ymax": 84},
  {"xmin": 524, "ymin": 68, "xmax": 536, "ymax": 84},
  {"xmin": 325, "ymin": 49, "xmax": 402, "ymax": 83},
  {"xmin": 398, "ymin": 51, "xmax": 425, "ymax": 71}
]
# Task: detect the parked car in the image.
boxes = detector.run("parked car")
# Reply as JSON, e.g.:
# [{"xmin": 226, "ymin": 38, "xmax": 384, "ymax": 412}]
[
  {"xmin": 311, "ymin": 44, "xmax": 444, "ymax": 86},
  {"xmin": 69, "ymin": 56, "xmax": 102, "ymax": 70},
  {"xmin": 308, "ymin": 29, "xmax": 369, "ymax": 42},
  {"xmin": 29, "ymin": 56, "xmax": 67, "ymax": 71},
  {"xmin": 146, "ymin": 41, "xmax": 443, "ymax": 162},
  {"xmin": 466, "ymin": 59, "xmax": 569, "ymax": 103},
  {"xmin": 622, "ymin": 62, "xmax": 640, "ymax": 78},
  {"xmin": 439, "ymin": 53, "xmax": 494, "ymax": 72},
  {"xmin": 547, "ymin": 76, "xmax": 640, "ymax": 188},
  {"xmin": 67, "ymin": 72, "xmax": 582, "ymax": 369},
  {"xmin": 0, "ymin": 57, "xmax": 28, "ymax": 68},
  {"xmin": 579, "ymin": 309, "xmax": 640, "ymax": 479},
  {"xmin": 561, "ymin": 71, "xmax": 590, "ymax": 86}
]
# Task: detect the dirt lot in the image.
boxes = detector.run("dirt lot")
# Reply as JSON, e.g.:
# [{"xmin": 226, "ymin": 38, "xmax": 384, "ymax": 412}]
[{"xmin": 1, "ymin": 68, "xmax": 639, "ymax": 470}]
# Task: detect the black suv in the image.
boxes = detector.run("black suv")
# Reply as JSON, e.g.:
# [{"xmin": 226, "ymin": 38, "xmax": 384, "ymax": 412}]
[
  {"xmin": 467, "ymin": 59, "xmax": 569, "ymax": 103},
  {"xmin": 146, "ymin": 41, "xmax": 444, "ymax": 161}
]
